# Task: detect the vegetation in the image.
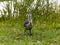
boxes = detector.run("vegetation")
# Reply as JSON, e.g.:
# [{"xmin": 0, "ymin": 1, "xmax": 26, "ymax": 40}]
[{"xmin": 0, "ymin": 0, "xmax": 60, "ymax": 45}]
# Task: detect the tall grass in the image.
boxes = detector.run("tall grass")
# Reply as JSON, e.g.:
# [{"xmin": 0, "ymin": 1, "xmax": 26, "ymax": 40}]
[{"xmin": 0, "ymin": 14, "xmax": 60, "ymax": 45}]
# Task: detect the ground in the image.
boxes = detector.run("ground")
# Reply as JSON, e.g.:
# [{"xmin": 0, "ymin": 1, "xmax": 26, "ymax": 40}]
[{"xmin": 0, "ymin": 19, "xmax": 60, "ymax": 45}]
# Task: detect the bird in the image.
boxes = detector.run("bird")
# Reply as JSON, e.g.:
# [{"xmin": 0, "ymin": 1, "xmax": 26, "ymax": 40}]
[{"xmin": 24, "ymin": 14, "xmax": 33, "ymax": 35}]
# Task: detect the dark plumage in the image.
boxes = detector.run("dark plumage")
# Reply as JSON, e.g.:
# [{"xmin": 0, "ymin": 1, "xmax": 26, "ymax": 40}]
[{"xmin": 24, "ymin": 20, "xmax": 32, "ymax": 30}]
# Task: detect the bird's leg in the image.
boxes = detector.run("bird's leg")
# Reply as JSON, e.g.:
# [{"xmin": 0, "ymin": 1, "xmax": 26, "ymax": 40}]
[
  {"xmin": 24, "ymin": 29, "xmax": 26, "ymax": 35},
  {"xmin": 29, "ymin": 30, "xmax": 32, "ymax": 35}
]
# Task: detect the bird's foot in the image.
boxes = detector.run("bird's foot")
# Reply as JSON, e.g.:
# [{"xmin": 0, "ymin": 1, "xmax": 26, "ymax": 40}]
[{"xmin": 30, "ymin": 33, "xmax": 32, "ymax": 36}]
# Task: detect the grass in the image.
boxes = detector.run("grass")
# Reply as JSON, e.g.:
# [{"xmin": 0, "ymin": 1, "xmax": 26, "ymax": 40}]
[{"xmin": 0, "ymin": 18, "xmax": 60, "ymax": 45}]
